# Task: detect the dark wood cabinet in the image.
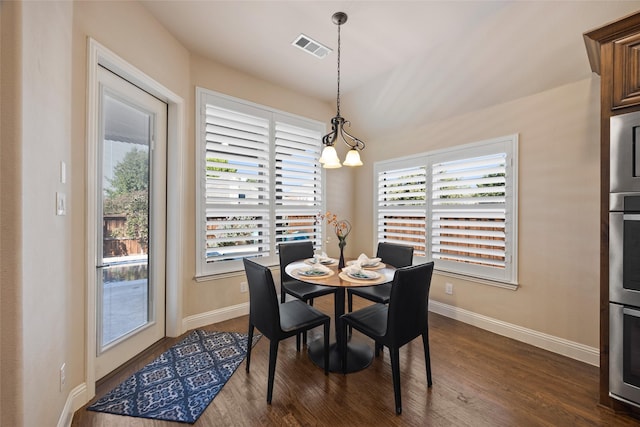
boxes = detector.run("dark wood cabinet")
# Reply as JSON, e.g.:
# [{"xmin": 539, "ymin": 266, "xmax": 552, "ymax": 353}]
[
  {"xmin": 584, "ymin": 11, "xmax": 640, "ymax": 416},
  {"xmin": 613, "ymin": 32, "xmax": 640, "ymax": 108}
]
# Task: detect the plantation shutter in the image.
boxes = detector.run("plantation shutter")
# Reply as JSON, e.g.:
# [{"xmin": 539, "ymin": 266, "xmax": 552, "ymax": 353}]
[
  {"xmin": 374, "ymin": 135, "xmax": 517, "ymax": 285},
  {"xmin": 431, "ymin": 152, "xmax": 508, "ymax": 274},
  {"xmin": 274, "ymin": 117, "xmax": 323, "ymax": 246},
  {"xmin": 196, "ymin": 88, "xmax": 326, "ymax": 276},
  {"xmin": 376, "ymin": 163, "xmax": 427, "ymax": 256},
  {"xmin": 203, "ymin": 102, "xmax": 271, "ymax": 263}
]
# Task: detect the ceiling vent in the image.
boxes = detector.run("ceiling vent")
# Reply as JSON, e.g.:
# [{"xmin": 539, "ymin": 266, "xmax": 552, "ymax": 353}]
[{"xmin": 292, "ymin": 34, "xmax": 332, "ymax": 59}]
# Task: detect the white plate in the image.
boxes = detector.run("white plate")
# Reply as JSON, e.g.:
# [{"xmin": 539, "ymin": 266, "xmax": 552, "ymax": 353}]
[
  {"xmin": 347, "ymin": 270, "xmax": 380, "ymax": 280},
  {"xmin": 296, "ymin": 268, "xmax": 330, "ymax": 278},
  {"xmin": 305, "ymin": 258, "xmax": 335, "ymax": 265},
  {"xmin": 346, "ymin": 260, "xmax": 383, "ymax": 269}
]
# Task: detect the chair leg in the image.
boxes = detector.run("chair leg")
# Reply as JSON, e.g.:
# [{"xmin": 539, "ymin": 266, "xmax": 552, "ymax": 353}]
[
  {"xmin": 347, "ymin": 293, "xmax": 354, "ymax": 337},
  {"xmin": 246, "ymin": 323, "xmax": 254, "ymax": 373},
  {"xmin": 323, "ymin": 321, "xmax": 330, "ymax": 375},
  {"xmin": 340, "ymin": 319, "xmax": 348, "ymax": 374},
  {"xmin": 375, "ymin": 342, "xmax": 383, "ymax": 357},
  {"xmin": 422, "ymin": 331, "xmax": 432, "ymax": 387},
  {"xmin": 303, "ymin": 298, "xmax": 315, "ymax": 346},
  {"xmin": 267, "ymin": 340, "xmax": 279, "ymax": 404},
  {"xmin": 296, "ymin": 333, "xmax": 301, "ymax": 352},
  {"xmin": 390, "ymin": 347, "xmax": 402, "ymax": 415},
  {"xmin": 281, "ymin": 289, "xmax": 286, "ymax": 303}
]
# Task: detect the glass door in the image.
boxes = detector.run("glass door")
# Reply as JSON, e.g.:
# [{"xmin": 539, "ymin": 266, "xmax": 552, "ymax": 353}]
[{"xmin": 95, "ymin": 66, "xmax": 167, "ymax": 379}]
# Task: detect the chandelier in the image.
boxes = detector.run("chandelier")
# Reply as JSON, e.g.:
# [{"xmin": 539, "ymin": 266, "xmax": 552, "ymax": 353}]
[{"xmin": 319, "ymin": 12, "xmax": 365, "ymax": 169}]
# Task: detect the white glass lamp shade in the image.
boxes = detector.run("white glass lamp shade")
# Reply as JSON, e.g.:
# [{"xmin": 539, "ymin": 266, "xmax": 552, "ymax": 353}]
[
  {"xmin": 320, "ymin": 145, "xmax": 342, "ymax": 168},
  {"xmin": 343, "ymin": 148, "xmax": 363, "ymax": 166}
]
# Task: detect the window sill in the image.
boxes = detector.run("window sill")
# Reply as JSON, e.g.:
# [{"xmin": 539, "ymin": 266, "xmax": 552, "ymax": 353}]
[
  {"xmin": 434, "ymin": 269, "xmax": 519, "ymax": 290},
  {"xmin": 194, "ymin": 264, "xmax": 517, "ymax": 290},
  {"xmin": 194, "ymin": 262, "xmax": 279, "ymax": 283}
]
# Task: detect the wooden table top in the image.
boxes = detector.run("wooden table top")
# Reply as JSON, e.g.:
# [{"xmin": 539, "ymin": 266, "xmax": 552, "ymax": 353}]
[{"xmin": 284, "ymin": 259, "xmax": 396, "ymax": 288}]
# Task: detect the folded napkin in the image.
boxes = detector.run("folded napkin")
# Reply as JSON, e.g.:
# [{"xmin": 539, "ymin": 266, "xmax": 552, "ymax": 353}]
[
  {"xmin": 342, "ymin": 263, "xmax": 377, "ymax": 279},
  {"xmin": 313, "ymin": 251, "xmax": 333, "ymax": 264},
  {"xmin": 357, "ymin": 253, "xmax": 382, "ymax": 266},
  {"xmin": 299, "ymin": 263, "xmax": 331, "ymax": 275}
]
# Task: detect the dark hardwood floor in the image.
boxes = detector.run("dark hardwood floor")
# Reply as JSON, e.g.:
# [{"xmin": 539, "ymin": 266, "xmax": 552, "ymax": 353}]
[{"xmin": 73, "ymin": 296, "xmax": 640, "ymax": 426}]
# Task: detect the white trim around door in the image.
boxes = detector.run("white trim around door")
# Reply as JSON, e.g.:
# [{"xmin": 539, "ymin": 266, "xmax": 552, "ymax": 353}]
[{"xmin": 85, "ymin": 37, "xmax": 185, "ymax": 400}]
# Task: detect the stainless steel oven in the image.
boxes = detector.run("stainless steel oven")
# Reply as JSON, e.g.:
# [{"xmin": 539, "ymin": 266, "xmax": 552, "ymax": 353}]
[
  {"xmin": 609, "ymin": 110, "xmax": 640, "ymax": 408},
  {"xmin": 610, "ymin": 303, "xmax": 640, "ymax": 407},
  {"xmin": 611, "ymin": 110, "xmax": 640, "ymax": 193},
  {"xmin": 610, "ymin": 193, "xmax": 640, "ymax": 308}
]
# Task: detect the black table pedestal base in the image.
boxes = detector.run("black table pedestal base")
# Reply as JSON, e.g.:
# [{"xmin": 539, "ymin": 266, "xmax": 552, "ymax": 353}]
[{"xmin": 308, "ymin": 340, "xmax": 373, "ymax": 373}]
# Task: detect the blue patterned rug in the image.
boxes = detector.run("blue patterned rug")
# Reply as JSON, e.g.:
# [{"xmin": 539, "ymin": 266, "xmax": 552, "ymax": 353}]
[{"xmin": 88, "ymin": 330, "xmax": 260, "ymax": 424}]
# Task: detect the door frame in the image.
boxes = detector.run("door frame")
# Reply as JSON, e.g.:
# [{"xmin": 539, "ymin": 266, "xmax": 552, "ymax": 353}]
[{"xmin": 85, "ymin": 38, "xmax": 185, "ymax": 399}]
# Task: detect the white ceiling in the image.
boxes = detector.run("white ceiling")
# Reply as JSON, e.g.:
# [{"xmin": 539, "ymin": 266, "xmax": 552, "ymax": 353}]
[{"xmin": 141, "ymin": 1, "xmax": 640, "ymax": 135}]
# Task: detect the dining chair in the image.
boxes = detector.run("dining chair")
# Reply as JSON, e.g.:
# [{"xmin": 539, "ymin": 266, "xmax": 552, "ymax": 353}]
[
  {"xmin": 347, "ymin": 242, "xmax": 414, "ymax": 313},
  {"xmin": 340, "ymin": 262, "xmax": 435, "ymax": 415},
  {"xmin": 243, "ymin": 257, "xmax": 330, "ymax": 404},
  {"xmin": 279, "ymin": 240, "xmax": 337, "ymax": 305},
  {"xmin": 279, "ymin": 241, "xmax": 337, "ymax": 346}
]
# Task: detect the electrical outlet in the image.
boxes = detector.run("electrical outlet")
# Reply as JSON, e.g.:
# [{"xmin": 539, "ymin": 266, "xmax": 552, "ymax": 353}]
[
  {"xmin": 445, "ymin": 282, "xmax": 453, "ymax": 295},
  {"xmin": 240, "ymin": 281, "xmax": 248, "ymax": 293},
  {"xmin": 60, "ymin": 363, "xmax": 66, "ymax": 391}
]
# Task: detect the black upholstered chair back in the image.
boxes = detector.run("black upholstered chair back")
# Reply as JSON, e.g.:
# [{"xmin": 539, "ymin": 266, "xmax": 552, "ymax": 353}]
[
  {"xmin": 377, "ymin": 242, "xmax": 414, "ymax": 268},
  {"xmin": 243, "ymin": 257, "xmax": 280, "ymax": 340},
  {"xmin": 279, "ymin": 240, "xmax": 315, "ymax": 284},
  {"xmin": 386, "ymin": 262, "xmax": 434, "ymax": 348},
  {"xmin": 243, "ymin": 256, "xmax": 331, "ymax": 404}
]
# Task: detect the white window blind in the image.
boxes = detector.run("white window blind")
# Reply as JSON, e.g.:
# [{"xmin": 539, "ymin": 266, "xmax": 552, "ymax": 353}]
[
  {"xmin": 274, "ymin": 118, "xmax": 323, "ymax": 247},
  {"xmin": 431, "ymin": 153, "xmax": 508, "ymax": 275},
  {"xmin": 376, "ymin": 163, "xmax": 427, "ymax": 256},
  {"xmin": 196, "ymin": 89, "xmax": 325, "ymax": 276},
  {"xmin": 203, "ymin": 103, "xmax": 271, "ymax": 265},
  {"xmin": 374, "ymin": 135, "xmax": 517, "ymax": 285}
]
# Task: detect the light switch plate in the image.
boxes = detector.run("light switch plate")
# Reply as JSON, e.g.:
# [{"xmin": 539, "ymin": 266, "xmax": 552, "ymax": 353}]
[{"xmin": 56, "ymin": 192, "xmax": 66, "ymax": 216}]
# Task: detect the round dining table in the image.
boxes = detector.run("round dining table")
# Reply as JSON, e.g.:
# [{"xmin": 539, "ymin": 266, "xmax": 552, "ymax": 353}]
[{"xmin": 285, "ymin": 258, "xmax": 396, "ymax": 373}]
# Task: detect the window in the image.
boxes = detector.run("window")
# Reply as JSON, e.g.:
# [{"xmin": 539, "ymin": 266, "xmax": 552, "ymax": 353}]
[
  {"xmin": 375, "ymin": 135, "xmax": 518, "ymax": 284},
  {"xmin": 376, "ymin": 159, "xmax": 428, "ymax": 256},
  {"xmin": 196, "ymin": 88, "xmax": 324, "ymax": 276}
]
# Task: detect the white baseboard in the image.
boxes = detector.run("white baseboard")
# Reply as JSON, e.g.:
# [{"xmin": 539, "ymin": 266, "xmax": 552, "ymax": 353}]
[
  {"xmin": 182, "ymin": 302, "xmax": 250, "ymax": 332},
  {"xmin": 429, "ymin": 300, "xmax": 599, "ymax": 366},
  {"xmin": 181, "ymin": 299, "xmax": 599, "ymax": 366},
  {"xmin": 57, "ymin": 383, "xmax": 87, "ymax": 427}
]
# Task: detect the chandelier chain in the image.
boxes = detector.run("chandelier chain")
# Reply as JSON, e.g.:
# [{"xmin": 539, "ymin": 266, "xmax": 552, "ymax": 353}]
[{"xmin": 336, "ymin": 21, "xmax": 341, "ymax": 116}]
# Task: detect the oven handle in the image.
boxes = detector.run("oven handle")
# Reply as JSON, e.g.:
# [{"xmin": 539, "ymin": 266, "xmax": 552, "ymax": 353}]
[
  {"xmin": 623, "ymin": 214, "xmax": 640, "ymax": 221},
  {"xmin": 623, "ymin": 307, "xmax": 640, "ymax": 317}
]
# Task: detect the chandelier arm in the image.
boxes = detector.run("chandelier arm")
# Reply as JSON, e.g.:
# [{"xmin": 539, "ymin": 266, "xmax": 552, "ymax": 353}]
[
  {"xmin": 339, "ymin": 124, "xmax": 365, "ymax": 151},
  {"xmin": 322, "ymin": 128, "xmax": 337, "ymax": 146}
]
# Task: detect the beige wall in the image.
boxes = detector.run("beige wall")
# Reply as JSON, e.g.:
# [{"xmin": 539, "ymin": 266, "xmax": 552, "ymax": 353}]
[
  {"xmin": 17, "ymin": 2, "xmax": 75, "ymax": 425},
  {"xmin": 0, "ymin": 1, "xmax": 192, "ymax": 425},
  {"xmin": 351, "ymin": 77, "xmax": 601, "ymax": 347},
  {"xmin": 1, "ymin": 2, "xmax": 24, "ymax": 426},
  {"xmin": 2, "ymin": 0, "xmax": 604, "ymax": 424}
]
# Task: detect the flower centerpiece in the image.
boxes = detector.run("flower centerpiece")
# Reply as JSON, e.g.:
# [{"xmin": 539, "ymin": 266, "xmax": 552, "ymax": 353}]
[{"xmin": 316, "ymin": 211, "xmax": 352, "ymax": 268}]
